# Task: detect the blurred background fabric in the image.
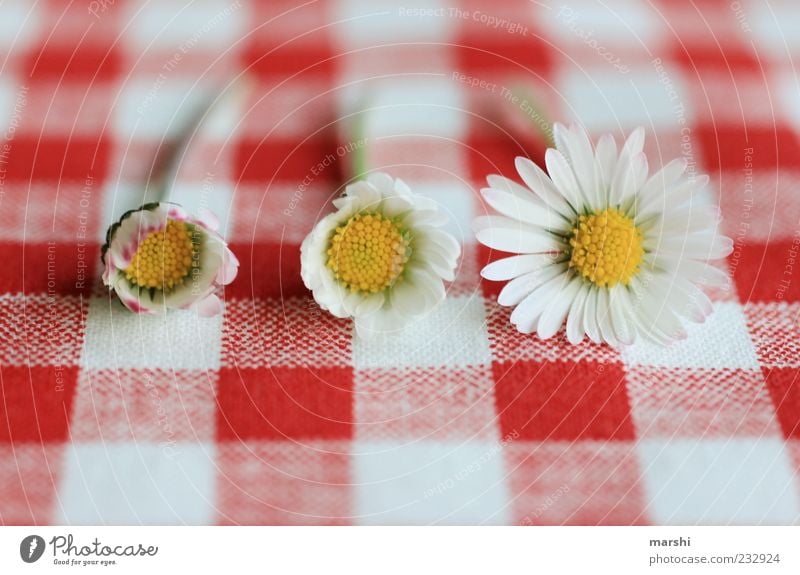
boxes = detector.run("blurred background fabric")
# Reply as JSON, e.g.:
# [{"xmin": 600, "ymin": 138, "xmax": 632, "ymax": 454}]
[{"xmin": 1, "ymin": 0, "xmax": 800, "ymax": 525}]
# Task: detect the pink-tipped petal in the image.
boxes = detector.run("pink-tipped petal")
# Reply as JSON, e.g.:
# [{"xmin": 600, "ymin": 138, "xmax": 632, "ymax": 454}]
[{"xmin": 195, "ymin": 293, "xmax": 223, "ymax": 317}]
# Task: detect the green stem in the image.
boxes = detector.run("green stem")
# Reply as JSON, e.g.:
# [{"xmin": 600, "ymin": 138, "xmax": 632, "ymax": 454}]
[
  {"xmin": 350, "ymin": 106, "xmax": 369, "ymax": 181},
  {"xmin": 510, "ymin": 85, "xmax": 555, "ymax": 148},
  {"xmin": 152, "ymin": 74, "xmax": 253, "ymax": 203}
]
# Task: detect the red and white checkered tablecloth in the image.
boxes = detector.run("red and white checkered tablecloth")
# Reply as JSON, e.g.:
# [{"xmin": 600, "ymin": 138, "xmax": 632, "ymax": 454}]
[{"xmin": 1, "ymin": 0, "xmax": 800, "ymax": 525}]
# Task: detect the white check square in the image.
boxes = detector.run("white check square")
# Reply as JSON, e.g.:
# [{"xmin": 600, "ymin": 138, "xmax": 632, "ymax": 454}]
[
  {"xmin": 56, "ymin": 442, "xmax": 216, "ymax": 524},
  {"xmin": 82, "ymin": 296, "xmax": 224, "ymax": 370},
  {"xmin": 123, "ymin": 0, "xmax": 246, "ymax": 51},
  {"xmin": 353, "ymin": 440, "xmax": 510, "ymax": 524},
  {"xmin": 338, "ymin": 77, "xmax": 467, "ymax": 140},
  {"xmin": 333, "ymin": 0, "xmax": 455, "ymax": 48},
  {"xmin": 353, "ymin": 295, "xmax": 492, "ymax": 369},
  {"xmin": 638, "ymin": 438, "xmax": 800, "ymax": 524},
  {"xmin": 559, "ymin": 65, "xmax": 692, "ymax": 131},
  {"xmin": 621, "ymin": 302, "xmax": 760, "ymax": 369}
]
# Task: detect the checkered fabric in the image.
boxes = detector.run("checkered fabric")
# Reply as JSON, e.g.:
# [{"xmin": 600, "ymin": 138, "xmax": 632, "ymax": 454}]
[{"xmin": 1, "ymin": 0, "xmax": 800, "ymax": 525}]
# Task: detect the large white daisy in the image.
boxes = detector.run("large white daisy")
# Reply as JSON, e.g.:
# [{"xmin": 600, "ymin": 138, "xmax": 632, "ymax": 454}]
[
  {"xmin": 301, "ymin": 172, "xmax": 460, "ymax": 338},
  {"xmin": 474, "ymin": 123, "xmax": 733, "ymax": 346}
]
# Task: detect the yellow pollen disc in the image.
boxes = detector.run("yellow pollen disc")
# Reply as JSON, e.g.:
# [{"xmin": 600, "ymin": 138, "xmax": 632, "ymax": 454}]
[
  {"xmin": 124, "ymin": 219, "xmax": 199, "ymax": 291},
  {"xmin": 326, "ymin": 212, "xmax": 411, "ymax": 294},
  {"xmin": 568, "ymin": 208, "xmax": 644, "ymax": 288}
]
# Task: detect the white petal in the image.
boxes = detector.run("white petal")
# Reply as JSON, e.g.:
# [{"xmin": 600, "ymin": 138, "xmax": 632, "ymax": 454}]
[
  {"xmin": 406, "ymin": 266, "xmax": 446, "ymax": 308},
  {"xmin": 413, "ymin": 243, "xmax": 458, "ymax": 281},
  {"xmin": 416, "ymin": 228, "xmax": 460, "ymax": 260},
  {"xmin": 474, "ymin": 217, "xmax": 562, "ymax": 254},
  {"xmin": 403, "ymin": 207, "xmax": 449, "ymax": 228},
  {"xmin": 626, "ymin": 297, "xmax": 672, "ymax": 346},
  {"xmin": 608, "ymin": 286, "xmax": 635, "ymax": 345},
  {"xmin": 345, "ymin": 179, "xmax": 381, "ymax": 208},
  {"xmin": 645, "ymin": 233, "xmax": 733, "ymax": 260},
  {"xmin": 596, "ymin": 288, "xmax": 618, "ymax": 346},
  {"xmin": 637, "ymin": 158, "xmax": 687, "ymax": 206},
  {"xmin": 566, "ymin": 282, "xmax": 590, "ymax": 344},
  {"xmin": 393, "ymin": 177, "xmax": 414, "ymax": 196},
  {"xmin": 545, "ymin": 148, "xmax": 584, "ymax": 212},
  {"xmin": 555, "ymin": 123, "xmax": 598, "ymax": 209},
  {"xmin": 419, "ymin": 250, "xmax": 457, "ymax": 282},
  {"xmin": 381, "ymin": 194, "xmax": 414, "ymax": 218},
  {"xmin": 315, "ymin": 269, "xmax": 351, "ymax": 318},
  {"xmin": 666, "ymin": 277, "xmax": 714, "ymax": 323},
  {"xmin": 355, "ymin": 307, "xmax": 404, "ymax": 338},
  {"xmin": 481, "ymin": 187, "xmax": 565, "ymax": 231},
  {"xmin": 498, "ymin": 263, "xmax": 566, "ymax": 307},
  {"xmin": 537, "ymin": 275, "xmax": 582, "ymax": 339},
  {"xmin": 621, "ymin": 126, "xmax": 645, "ymax": 159},
  {"xmin": 633, "ymin": 277, "xmax": 689, "ymax": 341},
  {"xmin": 594, "ymin": 133, "xmax": 618, "ymax": 202},
  {"xmin": 194, "ymin": 293, "xmax": 223, "ymax": 317},
  {"xmin": 510, "ymin": 272, "xmax": 569, "ymax": 334},
  {"xmin": 612, "ymin": 152, "xmax": 648, "ymax": 209},
  {"xmin": 389, "ymin": 281, "xmax": 421, "ymax": 317},
  {"xmin": 354, "ymin": 292, "xmax": 385, "ymax": 316},
  {"xmin": 642, "ymin": 205, "xmax": 721, "ymax": 237},
  {"xmin": 111, "ymin": 273, "xmax": 158, "ymax": 314},
  {"xmin": 366, "ymin": 171, "xmax": 394, "ymax": 194},
  {"xmin": 553, "ymin": 122, "xmax": 573, "ymax": 160},
  {"xmin": 609, "ymin": 127, "xmax": 644, "ymax": 205},
  {"xmin": 635, "ymin": 174, "xmax": 709, "ymax": 222},
  {"xmin": 331, "ymin": 195, "xmax": 358, "ymax": 212},
  {"xmin": 515, "ymin": 156, "xmax": 575, "ymax": 218},
  {"xmin": 583, "ymin": 288, "xmax": 602, "ymax": 344},
  {"xmin": 486, "ymin": 174, "xmax": 538, "ymax": 200},
  {"xmin": 481, "ymin": 254, "xmax": 554, "ymax": 281},
  {"xmin": 657, "ymin": 257, "xmax": 730, "ymax": 288}
]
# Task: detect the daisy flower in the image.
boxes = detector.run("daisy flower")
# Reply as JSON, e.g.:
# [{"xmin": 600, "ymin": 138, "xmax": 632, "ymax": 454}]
[
  {"xmin": 301, "ymin": 172, "xmax": 460, "ymax": 338},
  {"xmin": 102, "ymin": 202, "xmax": 238, "ymax": 316},
  {"xmin": 475, "ymin": 123, "xmax": 733, "ymax": 346}
]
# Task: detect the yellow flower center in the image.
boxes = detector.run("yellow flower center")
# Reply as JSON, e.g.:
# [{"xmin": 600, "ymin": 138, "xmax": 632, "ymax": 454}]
[
  {"xmin": 326, "ymin": 212, "xmax": 411, "ymax": 294},
  {"xmin": 568, "ymin": 208, "xmax": 644, "ymax": 287},
  {"xmin": 124, "ymin": 219, "xmax": 199, "ymax": 291}
]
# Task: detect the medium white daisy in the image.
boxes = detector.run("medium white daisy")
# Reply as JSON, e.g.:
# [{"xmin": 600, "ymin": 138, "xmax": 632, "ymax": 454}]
[
  {"xmin": 102, "ymin": 202, "xmax": 238, "ymax": 316},
  {"xmin": 475, "ymin": 123, "xmax": 733, "ymax": 346},
  {"xmin": 301, "ymin": 172, "xmax": 460, "ymax": 338}
]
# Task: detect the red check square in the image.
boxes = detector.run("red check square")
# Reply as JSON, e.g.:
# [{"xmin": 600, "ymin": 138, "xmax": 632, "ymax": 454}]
[
  {"xmin": 696, "ymin": 125, "xmax": 800, "ymax": 172},
  {"xmin": 70, "ymin": 368, "xmax": 218, "ymax": 442},
  {"xmin": 626, "ymin": 366, "xmax": 778, "ymax": 438},
  {"xmin": 234, "ymin": 136, "xmax": 341, "ymax": 184},
  {"xmin": 0, "ymin": 365, "xmax": 78, "ymax": 443},
  {"xmin": 0, "ymin": 294, "xmax": 87, "ymax": 368},
  {"xmin": 217, "ymin": 366, "xmax": 354, "ymax": 441},
  {"xmin": 671, "ymin": 40, "xmax": 759, "ymax": 74},
  {"xmin": 453, "ymin": 34, "xmax": 554, "ymax": 80},
  {"xmin": 505, "ymin": 441, "xmax": 648, "ymax": 525},
  {"xmin": 763, "ymin": 367, "xmax": 800, "ymax": 439},
  {"xmin": 25, "ymin": 41, "xmax": 122, "ymax": 81},
  {"xmin": 222, "ymin": 297, "xmax": 352, "ymax": 369},
  {"xmin": 0, "ymin": 443, "xmax": 64, "ymax": 524},
  {"xmin": 493, "ymin": 359, "xmax": 635, "ymax": 441},
  {"xmin": 464, "ymin": 133, "xmax": 546, "ymax": 184},
  {"xmin": 2, "ymin": 136, "xmax": 111, "ymax": 182},
  {"xmin": 216, "ymin": 440, "xmax": 351, "ymax": 525},
  {"xmin": 485, "ymin": 301, "xmax": 620, "ymax": 364},
  {"xmin": 225, "ymin": 242, "xmax": 306, "ymax": 300},
  {"xmin": 241, "ymin": 38, "xmax": 335, "ymax": 82},
  {"xmin": 0, "ymin": 242, "xmax": 98, "ymax": 296},
  {"xmin": 744, "ymin": 302, "xmax": 800, "ymax": 368},
  {"xmin": 732, "ymin": 240, "xmax": 800, "ymax": 303}
]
